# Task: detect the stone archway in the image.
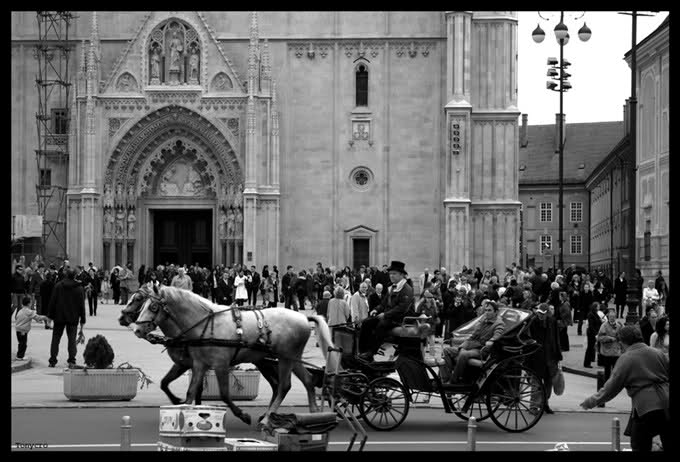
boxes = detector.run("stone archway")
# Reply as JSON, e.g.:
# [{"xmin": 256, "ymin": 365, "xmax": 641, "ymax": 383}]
[{"xmin": 103, "ymin": 105, "xmax": 244, "ymax": 268}]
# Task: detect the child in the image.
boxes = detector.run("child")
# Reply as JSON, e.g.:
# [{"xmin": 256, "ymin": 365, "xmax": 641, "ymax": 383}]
[
  {"xmin": 15, "ymin": 296, "xmax": 48, "ymax": 360},
  {"xmin": 100, "ymin": 270, "xmax": 111, "ymax": 304}
]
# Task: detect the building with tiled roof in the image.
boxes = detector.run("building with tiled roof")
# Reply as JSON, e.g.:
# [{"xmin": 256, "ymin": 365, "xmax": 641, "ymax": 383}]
[{"xmin": 518, "ymin": 114, "xmax": 624, "ymax": 270}]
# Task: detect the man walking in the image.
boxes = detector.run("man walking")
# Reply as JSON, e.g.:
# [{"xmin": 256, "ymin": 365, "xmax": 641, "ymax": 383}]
[
  {"xmin": 580, "ymin": 325, "xmax": 669, "ymax": 452},
  {"xmin": 527, "ymin": 303, "xmax": 563, "ymax": 414},
  {"xmin": 47, "ymin": 268, "xmax": 86, "ymax": 367},
  {"xmin": 281, "ymin": 266, "xmax": 297, "ymax": 310},
  {"xmin": 11, "ymin": 264, "xmax": 27, "ymax": 317},
  {"xmin": 249, "ymin": 265, "xmax": 261, "ymax": 306},
  {"xmin": 29, "ymin": 263, "xmax": 46, "ymax": 316}
]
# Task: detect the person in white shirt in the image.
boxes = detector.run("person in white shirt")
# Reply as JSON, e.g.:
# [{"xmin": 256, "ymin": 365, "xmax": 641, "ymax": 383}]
[
  {"xmin": 642, "ymin": 280, "xmax": 660, "ymax": 311},
  {"xmin": 171, "ymin": 267, "xmax": 193, "ymax": 291},
  {"xmin": 350, "ymin": 282, "xmax": 370, "ymax": 327},
  {"xmin": 233, "ymin": 269, "xmax": 249, "ymax": 306},
  {"xmin": 456, "ymin": 276, "xmax": 471, "ymax": 294}
]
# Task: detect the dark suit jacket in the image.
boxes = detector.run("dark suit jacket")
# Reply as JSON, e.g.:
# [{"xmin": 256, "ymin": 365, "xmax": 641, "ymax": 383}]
[
  {"xmin": 614, "ymin": 277, "xmax": 628, "ymax": 304},
  {"xmin": 378, "ymin": 281, "xmax": 415, "ymax": 325},
  {"xmin": 48, "ymin": 279, "xmax": 86, "ymax": 325}
]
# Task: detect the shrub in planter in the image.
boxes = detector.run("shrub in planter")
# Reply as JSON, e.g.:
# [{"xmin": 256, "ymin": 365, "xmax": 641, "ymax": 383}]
[{"xmin": 63, "ymin": 334, "xmax": 153, "ymax": 401}]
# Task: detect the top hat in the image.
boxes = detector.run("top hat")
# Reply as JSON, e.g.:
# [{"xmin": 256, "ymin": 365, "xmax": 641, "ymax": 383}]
[{"xmin": 387, "ymin": 260, "xmax": 407, "ymax": 275}]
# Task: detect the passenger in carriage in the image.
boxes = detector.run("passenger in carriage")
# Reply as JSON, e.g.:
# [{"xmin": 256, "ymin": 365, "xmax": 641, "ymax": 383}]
[
  {"xmin": 358, "ymin": 261, "xmax": 415, "ymax": 361},
  {"xmin": 440, "ymin": 300, "xmax": 505, "ymax": 384}
]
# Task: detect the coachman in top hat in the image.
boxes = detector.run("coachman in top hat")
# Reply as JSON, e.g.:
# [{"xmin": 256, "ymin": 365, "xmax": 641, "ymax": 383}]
[{"xmin": 358, "ymin": 261, "xmax": 415, "ymax": 360}]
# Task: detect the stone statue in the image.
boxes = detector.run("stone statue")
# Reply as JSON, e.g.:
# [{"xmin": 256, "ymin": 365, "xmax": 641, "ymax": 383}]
[
  {"xmin": 103, "ymin": 209, "xmax": 113, "ymax": 238},
  {"xmin": 150, "ymin": 46, "xmax": 161, "ymax": 81},
  {"xmin": 219, "ymin": 209, "xmax": 227, "ymax": 239},
  {"xmin": 226, "ymin": 209, "xmax": 235, "ymax": 237},
  {"xmin": 127, "ymin": 209, "xmax": 136, "ymax": 237},
  {"xmin": 115, "ymin": 208, "xmax": 126, "ymax": 239},
  {"xmin": 189, "ymin": 46, "xmax": 199, "ymax": 83},
  {"xmin": 235, "ymin": 208, "xmax": 243, "ymax": 238},
  {"xmin": 103, "ymin": 184, "xmax": 114, "ymax": 209},
  {"xmin": 127, "ymin": 185, "xmax": 136, "ymax": 208},
  {"xmin": 115, "ymin": 183, "xmax": 125, "ymax": 206},
  {"xmin": 169, "ymin": 31, "xmax": 183, "ymax": 72},
  {"xmin": 233, "ymin": 184, "xmax": 243, "ymax": 209}
]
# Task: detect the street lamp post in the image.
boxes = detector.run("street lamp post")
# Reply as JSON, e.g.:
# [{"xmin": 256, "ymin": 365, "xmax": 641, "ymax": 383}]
[{"xmin": 532, "ymin": 12, "xmax": 591, "ymax": 272}]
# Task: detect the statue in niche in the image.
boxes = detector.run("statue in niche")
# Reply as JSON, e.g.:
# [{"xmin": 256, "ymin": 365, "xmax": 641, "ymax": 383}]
[
  {"xmin": 214, "ymin": 73, "xmax": 232, "ymax": 91},
  {"xmin": 127, "ymin": 209, "xmax": 136, "ymax": 237},
  {"xmin": 226, "ymin": 208, "xmax": 235, "ymax": 237},
  {"xmin": 234, "ymin": 208, "xmax": 243, "ymax": 238},
  {"xmin": 115, "ymin": 183, "xmax": 125, "ymax": 206},
  {"xmin": 103, "ymin": 209, "xmax": 114, "ymax": 238},
  {"xmin": 127, "ymin": 185, "xmax": 136, "ymax": 208},
  {"xmin": 168, "ymin": 30, "xmax": 183, "ymax": 83},
  {"xmin": 188, "ymin": 44, "xmax": 200, "ymax": 84},
  {"xmin": 115, "ymin": 208, "xmax": 126, "ymax": 239},
  {"xmin": 218, "ymin": 209, "xmax": 227, "ymax": 239},
  {"xmin": 103, "ymin": 184, "xmax": 114, "ymax": 209},
  {"xmin": 232, "ymin": 184, "xmax": 243, "ymax": 209},
  {"xmin": 150, "ymin": 46, "xmax": 161, "ymax": 83}
]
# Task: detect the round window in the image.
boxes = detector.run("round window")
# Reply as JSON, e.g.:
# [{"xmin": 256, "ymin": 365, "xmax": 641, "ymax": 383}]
[{"xmin": 350, "ymin": 167, "xmax": 373, "ymax": 191}]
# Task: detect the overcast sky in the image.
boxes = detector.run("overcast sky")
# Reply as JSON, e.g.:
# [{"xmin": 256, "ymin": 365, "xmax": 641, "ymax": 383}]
[{"xmin": 517, "ymin": 11, "xmax": 669, "ymax": 126}]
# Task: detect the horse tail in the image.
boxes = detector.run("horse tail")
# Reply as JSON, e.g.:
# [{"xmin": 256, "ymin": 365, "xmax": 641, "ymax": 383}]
[{"xmin": 307, "ymin": 315, "xmax": 334, "ymax": 360}]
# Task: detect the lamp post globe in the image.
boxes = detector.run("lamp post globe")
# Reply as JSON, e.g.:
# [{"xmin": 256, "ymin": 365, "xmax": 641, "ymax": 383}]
[
  {"xmin": 532, "ymin": 24, "xmax": 546, "ymax": 43},
  {"xmin": 554, "ymin": 20, "xmax": 568, "ymax": 40},
  {"xmin": 578, "ymin": 22, "xmax": 592, "ymax": 41}
]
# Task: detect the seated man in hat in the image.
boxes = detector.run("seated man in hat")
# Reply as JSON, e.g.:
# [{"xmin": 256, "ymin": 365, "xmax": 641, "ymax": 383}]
[
  {"xmin": 358, "ymin": 261, "xmax": 415, "ymax": 361},
  {"xmin": 440, "ymin": 300, "xmax": 505, "ymax": 384}
]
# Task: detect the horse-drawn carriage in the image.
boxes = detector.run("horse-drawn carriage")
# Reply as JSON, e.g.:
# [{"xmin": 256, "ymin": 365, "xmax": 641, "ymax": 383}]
[
  {"xmin": 319, "ymin": 307, "xmax": 547, "ymax": 433},
  {"xmin": 119, "ymin": 285, "xmax": 546, "ymax": 436}
]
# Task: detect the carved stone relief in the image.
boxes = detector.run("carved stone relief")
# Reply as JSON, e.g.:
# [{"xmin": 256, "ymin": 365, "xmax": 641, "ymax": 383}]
[
  {"xmin": 109, "ymin": 118, "xmax": 130, "ymax": 138},
  {"xmin": 211, "ymin": 72, "xmax": 233, "ymax": 92},
  {"xmin": 147, "ymin": 18, "xmax": 201, "ymax": 86},
  {"xmin": 116, "ymin": 72, "xmax": 139, "ymax": 92},
  {"xmin": 349, "ymin": 119, "xmax": 372, "ymax": 147},
  {"xmin": 393, "ymin": 41, "xmax": 436, "ymax": 58},
  {"xmin": 159, "ymin": 159, "xmax": 206, "ymax": 197}
]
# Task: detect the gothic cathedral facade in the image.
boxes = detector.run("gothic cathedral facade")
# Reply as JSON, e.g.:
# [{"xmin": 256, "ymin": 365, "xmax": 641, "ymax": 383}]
[{"xmin": 11, "ymin": 11, "xmax": 521, "ymax": 272}]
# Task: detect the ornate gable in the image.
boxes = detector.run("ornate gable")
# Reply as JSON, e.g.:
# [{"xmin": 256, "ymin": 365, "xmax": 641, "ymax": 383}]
[{"xmin": 101, "ymin": 11, "xmax": 245, "ymax": 95}]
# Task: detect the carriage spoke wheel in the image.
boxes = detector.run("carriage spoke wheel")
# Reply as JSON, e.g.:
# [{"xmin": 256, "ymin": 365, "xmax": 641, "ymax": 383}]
[
  {"xmin": 447, "ymin": 392, "xmax": 491, "ymax": 422},
  {"xmin": 359, "ymin": 377, "xmax": 409, "ymax": 431},
  {"xmin": 486, "ymin": 367, "xmax": 545, "ymax": 433}
]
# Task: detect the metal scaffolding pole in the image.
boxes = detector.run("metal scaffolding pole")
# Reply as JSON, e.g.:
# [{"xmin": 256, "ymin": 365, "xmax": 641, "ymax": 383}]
[{"xmin": 34, "ymin": 11, "xmax": 75, "ymax": 265}]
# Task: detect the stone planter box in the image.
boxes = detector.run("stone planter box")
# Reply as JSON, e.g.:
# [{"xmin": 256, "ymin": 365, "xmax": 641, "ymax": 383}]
[
  {"xmin": 189, "ymin": 370, "xmax": 260, "ymax": 401},
  {"xmin": 63, "ymin": 368, "xmax": 139, "ymax": 401}
]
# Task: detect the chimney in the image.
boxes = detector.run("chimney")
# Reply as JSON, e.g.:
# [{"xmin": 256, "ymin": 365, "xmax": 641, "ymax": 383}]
[
  {"xmin": 554, "ymin": 113, "xmax": 565, "ymax": 153},
  {"xmin": 520, "ymin": 114, "xmax": 528, "ymax": 147}
]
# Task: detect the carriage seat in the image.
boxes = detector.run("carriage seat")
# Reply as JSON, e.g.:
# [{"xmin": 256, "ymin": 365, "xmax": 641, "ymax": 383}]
[{"xmin": 390, "ymin": 323, "xmax": 431, "ymax": 339}]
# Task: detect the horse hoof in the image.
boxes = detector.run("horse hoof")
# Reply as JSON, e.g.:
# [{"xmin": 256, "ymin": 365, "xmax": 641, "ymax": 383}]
[
  {"xmin": 240, "ymin": 413, "xmax": 252, "ymax": 426},
  {"xmin": 257, "ymin": 414, "xmax": 265, "ymax": 423}
]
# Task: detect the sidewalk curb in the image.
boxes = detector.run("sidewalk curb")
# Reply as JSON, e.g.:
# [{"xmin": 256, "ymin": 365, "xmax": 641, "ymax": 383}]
[
  {"xmin": 11, "ymin": 358, "xmax": 33, "ymax": 373},
  {"xmin": 563, "ymin": 366, "xmax": 598, "ymax": 379}
]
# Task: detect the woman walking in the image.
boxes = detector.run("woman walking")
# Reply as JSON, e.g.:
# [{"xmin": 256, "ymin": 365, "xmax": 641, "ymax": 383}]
[
  {"xmin": 614, "ymin": 272, "xmax": 628, "ymax": 319},
  {"xmin": 584, "ymin": 302, "xmax": 602, "ymax": 368},
  {"xmin": 597, "ymin": 309, "xmax": 623, "ymax": 384}
]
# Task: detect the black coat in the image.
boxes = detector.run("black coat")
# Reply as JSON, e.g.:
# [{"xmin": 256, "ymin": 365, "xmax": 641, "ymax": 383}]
[
  {"xmin": 586, "ymin": 310, "xmax": 602, "ymax": 337},
  {"xmin": 48, "ymin": 278, "xmax": 86, "ymax": 325},
  {"xmin": 579, "ymin": 290, "xmax": 595, "ymax": 314},
  {"xmin": 11, "ymin": 272, "xmax": 26, "ymax": 293},
  {"xmin": 639, "ymin": 317, "xmax": 655, "ymax": 345},
  {"xmin": 316, "ymin": 299, "xmax": 330, "ymax": 318},
  {"xmin": 528, "ymin": 314, "xmax": 563, "ymax": 376},
  {"xmin": 614, "ymin": 277, "xmax": 628, "ymax": 305},
  {"xmin": 39, "ymin": 273, "xmax": 55, "ymax": 316},
  {"xmin": 250, "ymin": 272, "xmax": 261, "ymax": 292},
  {"xmin": 378, "ymin": 282, "xmax": 415, "ymax": 325}
]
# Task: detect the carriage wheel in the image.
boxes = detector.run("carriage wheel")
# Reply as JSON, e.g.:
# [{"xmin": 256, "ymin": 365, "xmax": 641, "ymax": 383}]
[
  {"xmin": 486, "ymin": 366, "xmax": 545, "ymax": 433},
  {"xmin": 359, "ymin": 377, "xmax": 410, "ymax": 431},
  {"xmin": 447, "ymin": 392, "xmax": 491, "ymax": 422}
]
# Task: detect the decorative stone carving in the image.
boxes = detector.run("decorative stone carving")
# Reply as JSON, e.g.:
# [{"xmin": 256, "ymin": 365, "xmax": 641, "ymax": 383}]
[
  {"xmin": 226, "ymin": 208, "xmax": 235, "ymax": 237},
  {"xmin": 116, "ymin": 72, "xmax": 138, "ymax": 92},
  {"xmin": 291, "ymin": 43, "xmax": 306, "ymax": 58},
  {"xmin": 127, "ymin": 185, "xmax": 136, "ymax": 208},
  {"xmin": 218, "ymin": 209, "xmax": 227, "ymax": 239},
  {"xmin": 159, "ymin": 159, "xmax": 205, "ymax": 197},
  {"xmin": 394, "ymin": 41, "xmax": 435, "ymax": 58},
  {"xmin": 115, "ymin": 183, "xmax": 125, "ymax": 207},
  {"xmin": 234, "ymin": 208, "xmax": 243, "ymax": 238},
  {"xmin": 150, "ymin": 45, "xmax": 161, "ymax": 84},
  {"xmin": 232, "ymin": 184, "xmax": 243, "ymax": 209},
  {"xmin": 127, "ymin": 209, "xmax": 136, "ymax": 237},
  {"xmin": 103, "ymin": 184, "xmax": 114, "ymax": 209},
  {"xmin": 227, "ymin": 118, "xmax": 239, "ymax": 139},
  {"xmin": 146, "ymin": 18, "xmax": 201, "ymax": 86},
  {"xmin": 103, "ymin": 208, "xmax": 114, "ymax": 238},
  {"xmin": 211, "ymin": 72, "xmax": 233, "ymax": 92},
  {"xmin": 188, "ymin": 43, "xmax": 200, "ymax": 84},
  {"xmin": 115, "ymin": 208, "xmax": 126, "ymax": 239},
  {"xmin": 350, "ymin": 120, "xmax": 372, "ymax": 147}
]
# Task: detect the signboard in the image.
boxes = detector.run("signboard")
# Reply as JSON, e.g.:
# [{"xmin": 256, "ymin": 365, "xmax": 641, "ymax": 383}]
[{"xmin": 12, "ymin": 215, "xmax": 43, "ymax": 239}]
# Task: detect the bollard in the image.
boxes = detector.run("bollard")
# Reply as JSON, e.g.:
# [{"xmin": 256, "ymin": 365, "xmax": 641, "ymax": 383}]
[
  {"xmin": 611, "ymin": 417, "xmax": 621, "ymax": 451},
  {"xmin": 120, "ymin": 416, "xmax": 132, "ymax": 451},
  {"xmin": 467, "ymin": 416, "xmax": 477, "ymax": 451}
]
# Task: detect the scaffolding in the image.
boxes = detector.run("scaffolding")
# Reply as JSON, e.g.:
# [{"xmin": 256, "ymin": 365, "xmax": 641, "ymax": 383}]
[{"xmin": 34, "ymin": 11, "xmax": 74, "ymax": 265}]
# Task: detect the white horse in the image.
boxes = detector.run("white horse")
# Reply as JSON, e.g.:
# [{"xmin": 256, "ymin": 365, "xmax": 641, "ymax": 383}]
[{"xmin": 123, "ymin": 284, "xmax": 334, "ymax": 427}]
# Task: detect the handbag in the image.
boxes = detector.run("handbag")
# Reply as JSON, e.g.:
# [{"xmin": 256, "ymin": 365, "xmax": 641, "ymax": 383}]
[{"xmin": 552, "ymin": 363, "xmax": 565, "ymax": 396}]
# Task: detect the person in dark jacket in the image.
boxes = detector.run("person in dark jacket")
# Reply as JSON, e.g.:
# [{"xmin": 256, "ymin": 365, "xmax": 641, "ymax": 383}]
[
  {"xmin": 368, "ymin": 283, "xmax": 385, "ymax": 312},
  {"xmin": 528, "ymin": 303, "xmax": 563, "ymax": 413},
  {"xmin": 459, "ymin": 287, "xmax": 476, "ymax": 324},
  {"xmin": 358, "ymin": 261, "xmax": 415, "ymax": 360},
  {"xmin": 583, "ymin": 302, "xmax": 602, "ymax": 368},
  {"xmin": 556, "ymin": 291, "xmax": 572, "ymax": 351},
  {"xmin": 47, "ymin": 268, "xmax": 86, "ymax": 367},
  {"xmin": 110, "ymin": 268, "xmax": 120, "ymax": 304},
  {"xmin": 11, "ymin": 264, "xmax": 27, "ymax": 317},
  {"xmin": 281, "ymin": 266, "xmax": 297, "ymax": 310},
  {"xmin": 40, "ymin": 265, "xmax": 56, "ymax": 329},
  {"xmin": 316, "ymin": 290, "xmax": 331, "ymax": 319},
  {"xmin": 577, "ymin": 282, "xmax": 595, "ymax": 336},
  {"xmin": 86, "ymin": 267, "xmax": 100, "ymax": 317},
  {"xmin": 614, "ymin": 272, "xmax": 628, "ymax": 319},
  {"xmin": 441, "ymin": 281, "xmax": 458, "ymax": 339},
  {"xmin": 137, "ymin": 264, "xmax": 147, "ymax": 287},
  {"xmin": 249, "ymin": 266, "xmax": 261, "ymax": 306},
  {"xmin": 638, "ymin": 306, "xmax": 658, "ymax": 345},
  {"xmin": 29, "ymin": 263, "xmax": 46, "ymax": 315}
]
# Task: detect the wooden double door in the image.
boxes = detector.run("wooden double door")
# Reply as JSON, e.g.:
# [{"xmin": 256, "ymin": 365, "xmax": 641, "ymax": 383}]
[{"xmin": 153, "ymin": 209, "xmax": 212, "ymax": 267}]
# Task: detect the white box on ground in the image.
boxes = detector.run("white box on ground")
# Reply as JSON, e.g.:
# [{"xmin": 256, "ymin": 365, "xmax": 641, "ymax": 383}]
[
  {"xmin": 224, "ymin": 438, "xmax": 278, "ymax": 451},
  {"xmin": 159, "ymin": 404, "xmax": 228, "ymax": 438}
]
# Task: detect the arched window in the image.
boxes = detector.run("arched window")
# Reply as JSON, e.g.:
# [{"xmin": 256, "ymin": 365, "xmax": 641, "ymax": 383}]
[{"xmin": 356, "ymin": 64, "xmax": 368, "ymax": 107}]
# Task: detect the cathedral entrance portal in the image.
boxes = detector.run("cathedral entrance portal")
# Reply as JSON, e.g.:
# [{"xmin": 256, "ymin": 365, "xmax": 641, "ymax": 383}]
[{"xmin": 153, "ymin": 209, "xmax": 212, "ymax": 267}]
